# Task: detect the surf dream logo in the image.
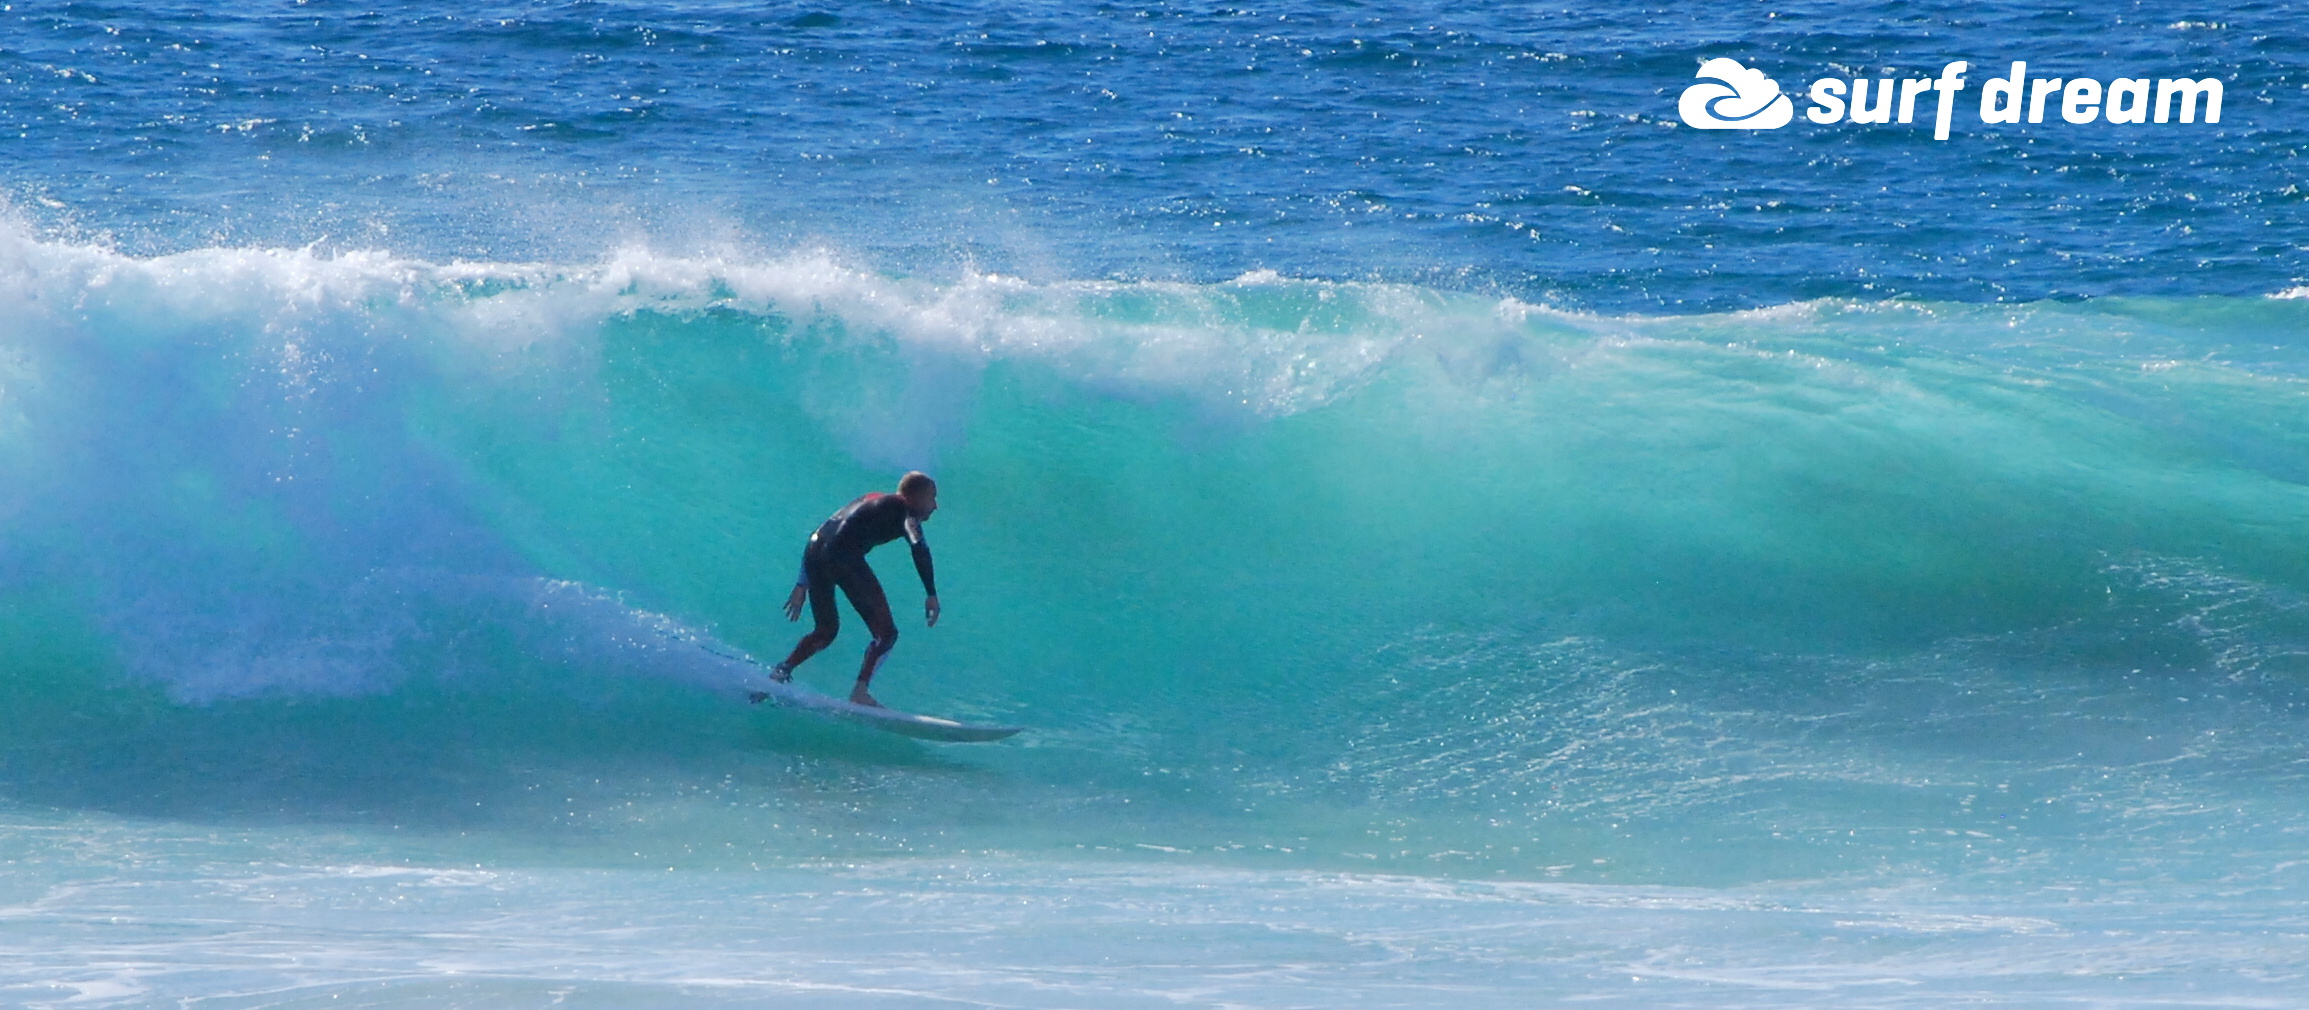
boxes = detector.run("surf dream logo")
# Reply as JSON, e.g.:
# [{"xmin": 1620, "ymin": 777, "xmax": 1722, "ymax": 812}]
[
  {"xmin": 1678, "ymin": 57, "xmax": 1795, "ymax": 129},
  {"xmin": 1677, "ymin": 59, "xmax": 2225, "ymax": 139}
]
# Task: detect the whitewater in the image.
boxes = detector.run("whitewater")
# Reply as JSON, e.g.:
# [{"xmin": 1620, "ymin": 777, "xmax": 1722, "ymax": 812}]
[{"xmin": 6, "ymin": 0, "xmax": 2309, "ymax": 1006}]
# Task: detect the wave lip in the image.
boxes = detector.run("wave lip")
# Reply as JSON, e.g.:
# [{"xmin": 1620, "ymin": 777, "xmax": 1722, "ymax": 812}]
[{"xmin": 0, "ymin": 219, "xmax": 1568, "ymax": 418}]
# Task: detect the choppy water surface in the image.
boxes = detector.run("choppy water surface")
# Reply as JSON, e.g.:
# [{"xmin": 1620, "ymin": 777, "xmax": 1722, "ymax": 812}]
[{"xmin": 3, "ymin": 0, "xmax": 2301, "ymax": 309}]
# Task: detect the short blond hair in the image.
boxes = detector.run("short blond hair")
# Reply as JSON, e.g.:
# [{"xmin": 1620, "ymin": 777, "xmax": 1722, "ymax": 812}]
[{"xmin": 898, "ymin": 471, "xmax": 937, "ymax": 498}]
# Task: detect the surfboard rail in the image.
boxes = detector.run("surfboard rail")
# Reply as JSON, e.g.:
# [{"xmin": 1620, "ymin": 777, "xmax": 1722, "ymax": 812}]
[
  {"xmin": 748, "ymin": 680, "xmax": 1024, "ymax": 742},
  {"xmin": 680, "ymin": 637, "xmax": 1022, "ymax": 743}
]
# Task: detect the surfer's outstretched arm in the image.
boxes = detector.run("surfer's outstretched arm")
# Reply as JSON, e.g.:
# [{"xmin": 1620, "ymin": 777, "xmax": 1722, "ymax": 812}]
[
  {"xmin": 904, "ymin": 514, "xmax": 940, "ymax": 627},
  {"xmin": 783, "ymin": 558, "xmax": 808, "ymax": 621}
]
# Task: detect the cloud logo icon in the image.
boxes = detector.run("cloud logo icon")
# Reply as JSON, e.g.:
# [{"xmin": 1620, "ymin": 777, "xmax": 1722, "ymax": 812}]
[{"xmin": 1678, "ymin": 58, "xmax": 1794, "ymax": 130}]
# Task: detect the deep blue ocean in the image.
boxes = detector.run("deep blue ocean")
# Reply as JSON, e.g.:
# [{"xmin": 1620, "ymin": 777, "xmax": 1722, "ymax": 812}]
[{"xmin": 4, "ymin": 2, "xmax": 2309, "ymax": 1007}]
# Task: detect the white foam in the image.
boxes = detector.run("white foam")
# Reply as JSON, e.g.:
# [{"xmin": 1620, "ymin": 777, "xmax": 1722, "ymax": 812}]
[
  {"xmin": 0, "ymin": 829, "xmax": 2294, "ymax": 1010},
  {"xmin": 0, "ymin": 217, "xmax": 1529, "ymax": 419}
]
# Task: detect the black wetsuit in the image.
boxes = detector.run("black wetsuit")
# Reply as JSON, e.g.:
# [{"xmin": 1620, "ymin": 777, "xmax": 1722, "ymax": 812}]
[{"xmin": 777, "ymin": 492, "xmax": 934, "ymax": 674}]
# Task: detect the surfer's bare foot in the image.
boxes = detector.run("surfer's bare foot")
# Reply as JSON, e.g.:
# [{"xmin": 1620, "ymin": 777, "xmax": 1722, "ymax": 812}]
[
  {"xmin": 849, "ymin": 688, "xmax": 882, "ymax": 708},
  {"xmin": 770, "ymin": 662, "xmax": 792, "ymax": 684}
]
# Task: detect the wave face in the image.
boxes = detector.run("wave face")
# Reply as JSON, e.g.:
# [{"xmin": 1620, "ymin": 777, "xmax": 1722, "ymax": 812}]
[{"xmin": 6, "ymin": 220, "xmax": 2309, "ymax": 903}]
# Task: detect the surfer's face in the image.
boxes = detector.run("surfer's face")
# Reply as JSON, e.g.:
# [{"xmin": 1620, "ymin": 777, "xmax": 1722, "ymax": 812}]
[{"xmin": 908, "ymin": 490, "xmax": 938, "ymax": 520}]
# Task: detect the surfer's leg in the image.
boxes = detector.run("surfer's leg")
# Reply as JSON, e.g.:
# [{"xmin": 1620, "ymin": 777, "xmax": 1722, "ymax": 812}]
[
  {"xmin": 835, "ymin": 562, "xmax": 897, "ymax": 707},
  {"xmin": 775, "ymin": 561, "xmax": 841, "ymax": 679}
]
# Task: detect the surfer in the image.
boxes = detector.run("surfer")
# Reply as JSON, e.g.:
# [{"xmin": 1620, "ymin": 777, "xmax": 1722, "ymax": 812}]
[{"xmin": 758, "ymin": 471, "xmax": 941, "ymax": 708}]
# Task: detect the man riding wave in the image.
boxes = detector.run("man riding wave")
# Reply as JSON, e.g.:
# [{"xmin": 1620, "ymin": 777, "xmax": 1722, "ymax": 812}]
[{"xmin": 758, "ymin": 471, "xmax": 941, "ymax": 708}]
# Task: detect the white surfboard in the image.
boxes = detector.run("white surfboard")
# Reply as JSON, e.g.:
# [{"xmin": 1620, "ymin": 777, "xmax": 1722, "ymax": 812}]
[
  {"xmin": 746, "ymin": 679, "xmax": 1024, "ymax": 743},
  {"xmin": 678, "ymin": 637, "xmax": 1023, "ymax": 743}
]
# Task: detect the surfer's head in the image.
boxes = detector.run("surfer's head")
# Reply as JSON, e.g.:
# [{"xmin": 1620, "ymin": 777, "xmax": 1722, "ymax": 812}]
[{"xmin": 897, "ymin": 470, "xmax": 938, "ymax": 519}]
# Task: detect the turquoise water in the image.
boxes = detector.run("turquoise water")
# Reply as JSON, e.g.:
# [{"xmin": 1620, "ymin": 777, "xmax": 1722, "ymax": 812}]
[
  {"xmin": 5, "ymin": 228, "xmax": 2309, "ymax": 1004},
  {"xmin": 6, "ymin": 1, "xmax": 2309, "ymax": 1005}
]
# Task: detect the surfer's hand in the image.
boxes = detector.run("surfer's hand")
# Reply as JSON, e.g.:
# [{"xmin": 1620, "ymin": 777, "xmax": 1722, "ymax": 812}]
[
  {"xmin": 925, "ymin": 594, "xmax": 941, "ymax": 628},
  {"xmin": 783, "ymin": 584, "xmax": 807, "ymax": 621}
]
